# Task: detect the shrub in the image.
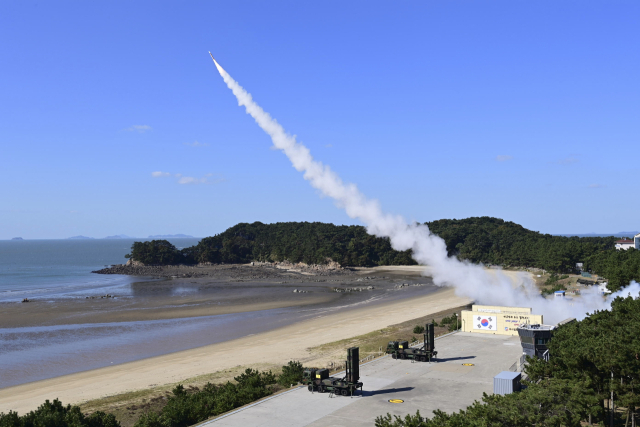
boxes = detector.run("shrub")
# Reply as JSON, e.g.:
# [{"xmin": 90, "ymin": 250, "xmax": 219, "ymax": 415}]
[
  {"xmin": 440, "ymin": 314, "xmax": 460, "ymax": 332},
  {"xmin": 412, "ymin": 325, "xmax": 425, "ymax": 334},
  {"xmin": 0, "ymin": 399, "xmax": 121, "ymax": 427},
  {"xmin": 130, "ymin": 240, "xmax": 183, "ymax": 265},
  {"xmin": 278, "ymin": 361, "xmax": 304, "ymax": 387},
  {"xmin": 134, "ymin": 368, "xmax": 279, "ymax": 427}
]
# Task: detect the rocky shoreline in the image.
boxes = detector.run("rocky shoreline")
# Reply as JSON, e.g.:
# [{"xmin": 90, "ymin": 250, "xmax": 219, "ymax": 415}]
[{"xmin": 92, "ymin": 260, "xmax": 355, "ymax": 280}]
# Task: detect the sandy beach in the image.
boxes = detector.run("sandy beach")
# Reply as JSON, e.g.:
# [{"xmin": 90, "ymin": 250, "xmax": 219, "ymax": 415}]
[
  {"xmin": 0, "ymin": 264, "xmax": 532, "ymax": 414},
  {"xmin": 0, "ymin": 284, "xmax": 470, "ymax": 414}
]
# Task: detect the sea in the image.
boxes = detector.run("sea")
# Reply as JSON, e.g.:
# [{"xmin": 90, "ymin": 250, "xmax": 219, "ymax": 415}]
[
  {"xmin": 0, "ymin": 238, "xmax": 289, "ymax": 388},
  {"xmin": 0, "ymin": 239, "xmax": 374, "ymax": 388},
  {"xmin": 0, "ymin": 239, "xmax": 439, "ymax": 389},
  {"xmin": 0, "ymin": 238, "xmax": 200, "ymax": 302}
]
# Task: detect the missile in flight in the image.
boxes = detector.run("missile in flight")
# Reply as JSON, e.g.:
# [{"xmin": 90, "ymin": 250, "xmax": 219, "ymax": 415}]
[{"xmin": 209, "ymin": 51, "xmax": 224, "ymax": 74}]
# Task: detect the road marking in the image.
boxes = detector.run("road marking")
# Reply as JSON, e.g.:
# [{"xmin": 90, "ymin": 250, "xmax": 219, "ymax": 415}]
[
  {"xmin": 462, "ymin": 363, "xmax": 474, "ymax": 366},
  {"xmin": 388, "ymin": 399, "xmax": 404, "ymax": 403}
]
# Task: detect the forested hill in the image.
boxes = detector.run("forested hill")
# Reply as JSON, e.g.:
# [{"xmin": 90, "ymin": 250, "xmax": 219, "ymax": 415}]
[
  {"xmin": 126, "ymin": 217, "xmax": 631, "ymax": 276},
  {"xmin": 427, "ymin": 217, "xmax": 616, "ymax": 272},
  {"xmin": 129, "ymin": 222, "xmax": 416, "ymax": 268}
]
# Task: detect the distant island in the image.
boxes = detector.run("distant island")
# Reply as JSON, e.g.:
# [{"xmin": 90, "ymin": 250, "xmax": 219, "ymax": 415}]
[
  {"xmin": 64, "ymin": 234, "xmax": 194, "ymax": 240},
  {"xmin": 147, "ymin": 234, "xmax": 194, "ymax": 238},
  {"xmin": 11, "ymin": 237, "xmax": 23, "ymax": 240}
]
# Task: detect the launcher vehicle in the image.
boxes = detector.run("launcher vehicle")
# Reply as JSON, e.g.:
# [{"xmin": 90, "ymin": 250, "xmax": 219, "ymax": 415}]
[
  {"xmin": 302, "ymin": 347, "xmax": 363, "ymax": 396},
  {"xmin": 386, "ymin": 323, "xmax": 437, "ymax": 362}
]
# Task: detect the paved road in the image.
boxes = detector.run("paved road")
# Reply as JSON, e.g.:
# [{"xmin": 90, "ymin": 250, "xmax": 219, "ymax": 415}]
[{"xmin": 199, "ymin": 332, "xmax": 523, "ymax": 427}]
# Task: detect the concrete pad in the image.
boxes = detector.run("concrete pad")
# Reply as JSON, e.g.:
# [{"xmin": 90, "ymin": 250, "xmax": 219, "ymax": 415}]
[{"xmin": 200, "ymin": 332, "xmax": 522, "ymax": 427}]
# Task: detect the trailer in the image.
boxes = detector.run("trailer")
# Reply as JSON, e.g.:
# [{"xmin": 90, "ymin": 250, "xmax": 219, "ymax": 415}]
[
  {"xmin": 386, "ymin": 323, "xmax": 437, "ymax": 362},
  {"xmin": 302, "ymin": 347, "xmax": 363, "ymax": 396}
]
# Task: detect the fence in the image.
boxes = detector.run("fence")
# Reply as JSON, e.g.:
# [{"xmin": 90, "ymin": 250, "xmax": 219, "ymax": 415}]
[{"xmin": 508, "ymin": 355, "xmax": 527, "ymax": 373}]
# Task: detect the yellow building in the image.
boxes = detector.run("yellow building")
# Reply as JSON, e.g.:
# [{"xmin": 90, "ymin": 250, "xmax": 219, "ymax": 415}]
[{"xmin": 461, "ymin": 305, "xmax": 543, "ymax": 336}]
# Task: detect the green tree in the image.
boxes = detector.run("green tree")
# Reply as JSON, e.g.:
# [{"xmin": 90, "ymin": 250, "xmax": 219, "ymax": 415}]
[
  {"xmin": 130, "ymin": 240, "xmax": 183, "ymax": 265},
  {"xmin": 0, "ymin": 399, "xmax": 120, "ymax": 427},
  {"xmin": 277, "ymin": 361, "xmax": 304, "ymax": 387}
]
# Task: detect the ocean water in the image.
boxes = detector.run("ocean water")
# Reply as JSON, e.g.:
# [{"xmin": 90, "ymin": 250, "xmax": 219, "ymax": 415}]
[
  {"xmin": 0, "ymin": 238, "xmax": 200, "ymax": 302},
  {"xmin": 0, "ymin": 238, "xmax": 440, "ymax": 388},
  {"xmin": 0, "ymin": 307, "xmax": 310, "ymax": 388}
]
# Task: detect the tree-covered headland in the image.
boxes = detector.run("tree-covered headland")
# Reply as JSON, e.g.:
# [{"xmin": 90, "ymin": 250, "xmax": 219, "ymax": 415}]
[
  {"xmin": 128, "ymin": 222, "xmax": 416, "ymax": 267},
  {"xmin": 127, "ymin": 217, "xmax": 640, "ymax": 291}
]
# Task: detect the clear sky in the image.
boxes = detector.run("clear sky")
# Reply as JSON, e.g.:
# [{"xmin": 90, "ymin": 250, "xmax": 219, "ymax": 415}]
[{"xmin": 1, "ymin": 1, "xmax": 638, "ymax": 239}]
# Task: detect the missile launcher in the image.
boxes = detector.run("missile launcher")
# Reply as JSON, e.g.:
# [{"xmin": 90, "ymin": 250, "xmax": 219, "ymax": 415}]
[
  {"xmin": 386, "ymin": 323, "xmax": 438, "ymax": 362},
  {"xmin": 302, "ymin": 347, "xmax": 363, "ymax": 396}
]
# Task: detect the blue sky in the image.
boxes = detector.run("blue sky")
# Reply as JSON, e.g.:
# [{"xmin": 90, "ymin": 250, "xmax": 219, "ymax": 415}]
[{"xmin": 1, "ymin": 1, "xmax": 638, "ymax": 239}]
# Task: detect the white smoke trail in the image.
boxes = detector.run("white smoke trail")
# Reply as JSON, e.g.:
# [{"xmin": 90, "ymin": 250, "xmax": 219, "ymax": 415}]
[{"xmin": 210, "ymin": 56, "xmax": 638, "ymax": 323}]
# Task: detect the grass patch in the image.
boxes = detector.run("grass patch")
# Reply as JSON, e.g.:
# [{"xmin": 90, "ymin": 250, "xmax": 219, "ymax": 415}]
[
  {"xmin": 309, "ymin": 304, "xmax": 471, "ymax": 371},
  {"xmin": 79, "ymin": 363, "xmax": 281, "ymax": 427}
]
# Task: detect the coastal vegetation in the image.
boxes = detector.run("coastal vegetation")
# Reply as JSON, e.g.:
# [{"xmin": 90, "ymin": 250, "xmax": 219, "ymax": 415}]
[
  {"xmin": 126, "ymin": 240, "xmax": 184, "ymax": 266},
  {"xmin": 0, "ymin": 399, "xmax": 120, "ymax": 427},
  {"xmin": 427, "ymin": 217, "xmax": 615, "ymax": 273},
  {"xmin": 583, "ymin": 248, "xmax": 640, "ymax": 291},
  {"xmin": 376, "ymin": 294, "xmax": 640, "ymax": 426},
  {"xmin": 2, "ymin": 307, "xmax": 465, "ymax": 427},
  {"xmin": 128, "ymin": 222, "xmax": 416, "ymax": 267},
  {"xmin": 129, "ymin": 218, "xmax": 615, "ymax": 269},
  {"xmin": 125, "ymin": 218, "xmax": 640, "ymax": 290},
  {"xmin": 0, "ymin": 364, "xmax": 304, "ymax": 427},
  {"xmin": 539, "ymin": 273, "xmax": 569, "ymax": 296},
  {"xmin": 133, "ymin": 368, "xmax": 279, "ymax": 427}
]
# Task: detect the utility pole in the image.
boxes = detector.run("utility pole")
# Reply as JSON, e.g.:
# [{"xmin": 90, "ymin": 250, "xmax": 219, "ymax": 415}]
[{"xmin": 611, "ymin": 369, "xmax": 614, "ymax": 427}]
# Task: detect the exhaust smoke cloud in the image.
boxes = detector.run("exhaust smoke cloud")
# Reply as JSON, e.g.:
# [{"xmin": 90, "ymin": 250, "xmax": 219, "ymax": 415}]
[{"xmin": 209, "ymin": 54, "xmax": 639, "ymax": 324}]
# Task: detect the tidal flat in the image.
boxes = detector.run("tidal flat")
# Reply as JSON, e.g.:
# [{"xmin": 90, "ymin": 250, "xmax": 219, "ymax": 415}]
[{"xmin": 0, "ymin": 264, "xmax": 440, "ymax": 388}]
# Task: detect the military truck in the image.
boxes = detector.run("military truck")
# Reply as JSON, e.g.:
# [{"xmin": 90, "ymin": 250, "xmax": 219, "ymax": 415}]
[
  {"xmin": 386, "ymin": 323, "xmax": 437, "ymax": 362},
  {"xmin": 302, "ymin": 347, "xmax": 363, "ymax": 396}
]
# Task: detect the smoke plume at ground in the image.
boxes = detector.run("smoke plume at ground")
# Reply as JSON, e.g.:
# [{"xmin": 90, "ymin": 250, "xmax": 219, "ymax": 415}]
[{"xmin": 210, "ymin": 57, "xmax": 638, "ymax": 324}]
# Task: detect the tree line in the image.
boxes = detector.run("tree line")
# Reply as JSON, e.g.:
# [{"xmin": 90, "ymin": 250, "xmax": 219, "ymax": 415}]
[
  {"xmin": 583, "ymin": 248, "xmax": 640, "ymax": 291},
  {"xmin": 0, "ymin": 362, "xmax": 305, "ymax": 427},
  {"xmin": 126, "ymin": 218, "xmax": 639, "ymax": 290},
  {"xmin": 127, "ymin": 222, "xmax": 416, "ymax": 267},
  {"xmin": 377, "ymin": 294, "xmax": 640, "ymax": 426}
]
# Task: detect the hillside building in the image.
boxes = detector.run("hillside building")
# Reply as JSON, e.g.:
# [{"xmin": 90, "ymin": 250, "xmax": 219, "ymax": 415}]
[{"xmin": 615, "ymin": 239, "xmax": 635, "ymax": 250}]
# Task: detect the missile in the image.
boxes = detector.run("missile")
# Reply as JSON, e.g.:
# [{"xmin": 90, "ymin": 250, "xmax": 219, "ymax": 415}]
[{"xmin": 208, "ymin": 51, "xmax": 224, "ymax": 74}]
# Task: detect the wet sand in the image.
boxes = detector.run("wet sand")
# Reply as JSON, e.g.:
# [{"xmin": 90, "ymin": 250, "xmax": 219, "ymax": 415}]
[
  {"xmin": 0, "ymin": 264, "xmax": 438, "ymax": 328},
  {"xmin": 0, "ymin": 264, "xmax": 443, "ymax": 389},
  {"xmin": 0, "ymin": 285, "xmax": 471, "ymax": 415},
  {"xmin": 0, "ymin": 264, "xmax": 533, "ymax": 413},
  {"xmin": 0, "ymin": 280, "xmax": 338, "ymax": 328}
]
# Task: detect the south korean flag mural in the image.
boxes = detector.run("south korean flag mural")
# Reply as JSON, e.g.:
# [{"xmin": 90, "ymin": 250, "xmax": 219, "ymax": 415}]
[{"xmin": 473, "ymin": 315, "xmax": 496, "ymax": 331}]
